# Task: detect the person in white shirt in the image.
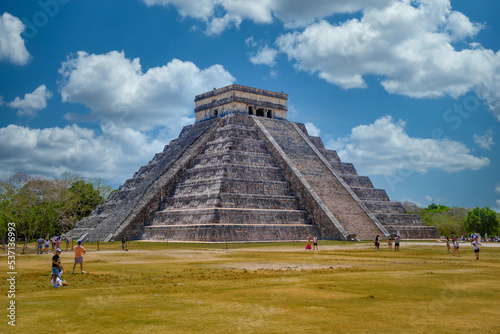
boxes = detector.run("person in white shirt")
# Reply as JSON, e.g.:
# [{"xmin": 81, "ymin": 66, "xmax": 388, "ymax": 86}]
[
  {"xmin": 453, "ymin": 239, "xmax": 460, "ymax": 257},
  {"xmin": 50, "ymin": 266, "xmax": 69, "ymax": 288},
  {"xmin": 471, "ymin": 238, "xmax": 482, "ymax": 260}
]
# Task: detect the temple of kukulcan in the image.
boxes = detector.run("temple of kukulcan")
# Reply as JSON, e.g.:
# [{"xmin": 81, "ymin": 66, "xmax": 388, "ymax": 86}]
[{"xmin": 69, "ymin": 85, "xmax": 439, "ymax": 242}]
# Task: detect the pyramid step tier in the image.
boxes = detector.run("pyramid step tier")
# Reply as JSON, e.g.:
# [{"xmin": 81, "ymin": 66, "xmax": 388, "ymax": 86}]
[
  {"xmin": 212, "ymin": 125, "xmax": 260, "ymax": 141},
  {"xmin": 184, "ymin": 164, "xmax": 285, "ymax": 181},
  {"xmin": 193, "ymin": 151, "xmax": 276, "ymax": 168},
  {"xmin": 141, "ymin": 224, "xmax": 320, "ymax": 242},
  {"xmin": 350, "ymin": 187, "xmax": 390, "ymax": 201},
  {"xmin": 172, "ymin": 179, "xmax": 293, "ymax": 197},
  {"xmin": 340, "ymin": 175, "xmax": 374, "ymax": 188},
  {"xmin": 162, "ymin": 193, "xmax": 303, "ymax": 210},
  {"xmin": 361, "ymin": 200, "xmax": 407, "ymax": 214},
  {"xmin": 150, "ymin": 208, "xmax": 310, "ymax": 226},
  {"xmin": 374, "ymin": 213, "xmax": 427, "ymax": 226},
  {"xmin": 204, "ymin": 137, "xmax": 268, "ymax": 155},
  {"xmin": 328, "ymin": 162, "xmax": 358, "ymax": 175}
]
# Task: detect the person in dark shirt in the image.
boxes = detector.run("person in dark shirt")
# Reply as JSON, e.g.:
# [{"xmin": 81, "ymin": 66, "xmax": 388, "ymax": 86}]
[
  {"xmin": 52, "ymin": 249, "xmax": 61, "ymax": 287},
  {"xmin": 121, "ymin": 235, "xmax": 126, "ymax": 251}
]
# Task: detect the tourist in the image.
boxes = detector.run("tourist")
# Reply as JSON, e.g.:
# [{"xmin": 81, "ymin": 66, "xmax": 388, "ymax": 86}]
[
  {"xmin": 44, "ymin": 238, "xmax": 50, "ymax": 254},
  {"xmin": 446, "ymin": 237, "xmax": 451, "ymax": 253},
  {"xmin": 472, "ymin": 238, "xmax": 482, "ymax": 260},
  {"xmin": 305, "ymin": 237, "xmax": 312, "ymax": 250},
  {"xmin": 374, "ymin": 235, "xmax": 380, "ymax": 250},
  {"xmin": 56, "ymin": 237, "xmax": 61, "ymax": 250},
  {"xmin": 66, "ymin": 235, "xmax": 71, "ymax": 251},
  {"xmin": 37, "ymin": 237, "xmax": 44, "ymax": 254},
  {"xmin": 72, "ymin": 240, "xmax": 86, "ymax": 274},
  {"xmin": 122, "ymin": 235, "xmax": 126, "ymax": 251},
  {"xmin": 51, "ymin": 236, "xmax": 56, "ymax": 251},
  {"xmin": 313, "ymin": 235, "xmax": 318, "ymax": 250},
  {"xmin": 453, "ymin": 239, "xmax": 460, "ymax": 257},
  {"xmin": 394, "ymin": 235, "xmax": 400, "ymax": 251},
  {"xmin": 52, "ymin": 249, "xmax": 62, "ymax": 287},
  {"xmin": 51, "ymin": 265, "xmax": 69, "ymax": 287},
  {"xmin": 387, "ymin": 236, "xmax": 393, "ymax": 250}
]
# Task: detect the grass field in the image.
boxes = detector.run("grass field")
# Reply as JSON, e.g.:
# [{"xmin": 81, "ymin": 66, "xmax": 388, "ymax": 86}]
[{"xmin": 1, "ymin": 240, "xmax": 500, "ymax": 333}]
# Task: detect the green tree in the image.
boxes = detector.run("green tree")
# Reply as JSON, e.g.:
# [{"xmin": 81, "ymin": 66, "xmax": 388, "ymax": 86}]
[
  {"xmin": 426, "ymin": 203, "xmax": 450, "ymax": 213},
  {"xmin": 464, "ymin": 207, "xmax": 499, "ymax": 237},
  {"xmin": 69, "ymin": 180, "xmax": 105, "ymax": 219},
  {"xmin": 0, "ymin": 173, "xmax": 111, "ymax": 241},
  {"xmin": 403, "ymin": 202, "xmax": 467, "ymax": 237}
]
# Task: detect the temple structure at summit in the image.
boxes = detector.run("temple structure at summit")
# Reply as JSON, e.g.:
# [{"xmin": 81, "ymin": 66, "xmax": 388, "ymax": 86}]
[{"xmin": 69, "ymin": 84, "xmax": 439, "ymax": 242}]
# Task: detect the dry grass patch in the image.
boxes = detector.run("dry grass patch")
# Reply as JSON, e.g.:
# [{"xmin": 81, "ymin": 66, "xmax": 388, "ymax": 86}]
[{"xmin": 1, "ymin": 241, "xmax": 499, "ymax": 333}]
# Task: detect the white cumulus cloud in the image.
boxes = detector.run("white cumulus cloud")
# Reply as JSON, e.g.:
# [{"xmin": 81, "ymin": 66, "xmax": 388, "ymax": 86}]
[
  {"xmin": 249, "ymin": 45, "xmax": 278, "ymax": 67},
  {"xmin": 0, "ymin": 124, "xmax": 167, "ymax": 185},
  {"xmin": 58, "ymin": 50, "xmax": 235, "ymax": 132},
  {"xmin": 0, "ymin": 51, "xmax": 236, "ymax": 185},
  {"xmin": 275, "ymin": 0, "xmax": 500, "ymax": 120},
  {"xmin": 8, "ymin": 85, "xmax": 53, "ymax": 117},
  {"xmin": 473, "ymin": 130, "xmax": 494, "ymax": 150},
  {"xmin": 141, "ymin": 0, "xmax": 394, "ymax": 34},
  {"xmin": 326, "ymin": 115, "xmax": 490, "ymax": 175},
  {"xmin": 0, "ymin": 12, "xmax": 31, "ymax": 65},
  {"xmin": 305, "ymin": 122, "xmax": 321, "ymax": 137}
]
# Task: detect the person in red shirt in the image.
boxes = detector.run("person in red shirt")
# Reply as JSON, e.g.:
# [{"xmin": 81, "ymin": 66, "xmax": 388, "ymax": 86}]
[{"xmin": 72, "ymin": 240, "xmax": 86, "ymax": 274}]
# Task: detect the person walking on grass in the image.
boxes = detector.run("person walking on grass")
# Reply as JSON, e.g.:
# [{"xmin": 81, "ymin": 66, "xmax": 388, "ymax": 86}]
[
  {"xmin": 305, "ymin": 237, "xmax": 312, "ymax": 250},
  {"xmin": 387, "ymin": 236, "xmax": 393, "ymax": 250},
  {"xmin": 122, "ymin": 235, "xmax": 126, "ymax": 251},
  {"xmin": 472, "ymin": 238, "xmax": 482, "ymax": 260},
  {"xmin": 453, "ymin": 239, "xmax": 460, "ymax": 257},
  {"xmin": 394, "ymin": 235, "xmax": 400, "ymax": 251},
  {"xmin": 446, "ymin": 237, "xmax": 451, "ymax": 253},
  {"xmin": 44, "ymin": 237, "xmax": 50, "ymax": 254},
  {"xmin": 37, "ymin": 237, "xmax": 44, "ymax": 254},
  {"xmin": 52, "ymin": 249, "xmax": 62, "ymax": 287},
  {"xmin": 72, "ymin": 240, "xmax": 86, "ymax": 274},
  {"xmin": 313, "ymin": 235, "xmax": 318, "ymax": 250},
  {"xmin": 374, "ymin": 235, "xmax": 380, "ymax": 251}
]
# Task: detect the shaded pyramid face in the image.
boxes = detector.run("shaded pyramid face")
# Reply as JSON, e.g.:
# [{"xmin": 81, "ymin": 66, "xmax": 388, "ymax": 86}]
[{"xmin": 141, "ymin": 114, "xmax": 321, "ymax": 242}]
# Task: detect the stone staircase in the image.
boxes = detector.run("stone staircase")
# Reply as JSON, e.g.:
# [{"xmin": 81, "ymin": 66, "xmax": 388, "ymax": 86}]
[
  {"xmin": 306, "ymin": 132, "xmax": 440, "ymax": 239},
  {"xmin": 141, "ymin": 114, "xmax": 319, "ymax": 242}
]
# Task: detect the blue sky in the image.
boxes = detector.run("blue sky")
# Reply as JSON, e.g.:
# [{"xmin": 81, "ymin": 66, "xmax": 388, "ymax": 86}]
[{"xmin": 0, "ymin": 0, "xmax": 499, "ymax": 211}]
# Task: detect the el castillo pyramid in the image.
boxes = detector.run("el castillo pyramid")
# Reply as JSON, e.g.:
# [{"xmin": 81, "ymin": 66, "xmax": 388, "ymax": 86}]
[{"xmin": 69, "ymin": 84, "xmax": 439, "ymax": 242}]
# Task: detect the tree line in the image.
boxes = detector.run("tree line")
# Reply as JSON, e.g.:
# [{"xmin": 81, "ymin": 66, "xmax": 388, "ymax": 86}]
[
  {"xmin": 0, "ymin": 173, "xmax": 113, "ymax": 242},
  {"xmin": 2, "ymin": 174, "xmax": 498, "ymax": 242},
  {"xmin": 404, "ymin": 202, "xmax": 500, "ymax": 238}
]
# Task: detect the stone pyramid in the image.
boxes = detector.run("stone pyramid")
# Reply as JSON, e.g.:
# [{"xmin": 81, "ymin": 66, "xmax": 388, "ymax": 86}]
[{"xmin": 69, "ymin": 85, "xmax": 439, "ymax": 242}]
